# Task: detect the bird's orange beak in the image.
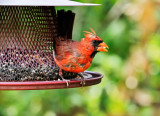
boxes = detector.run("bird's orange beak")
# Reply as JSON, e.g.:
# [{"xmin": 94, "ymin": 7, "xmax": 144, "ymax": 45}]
[{"xmin": 97, "ymin": 42, "xmax": 109, "ymax": 52}]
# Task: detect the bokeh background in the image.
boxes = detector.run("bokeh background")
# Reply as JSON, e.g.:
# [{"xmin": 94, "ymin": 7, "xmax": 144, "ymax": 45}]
[{"xmin": 1, "ymin": 0, "xmax": 160, "ymax": 116}]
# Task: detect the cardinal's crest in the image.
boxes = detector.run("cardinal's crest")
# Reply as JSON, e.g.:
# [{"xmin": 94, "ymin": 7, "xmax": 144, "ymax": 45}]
[{"xmin": 84, "ymin": 28, "xmax": 96, "ymax": 38}]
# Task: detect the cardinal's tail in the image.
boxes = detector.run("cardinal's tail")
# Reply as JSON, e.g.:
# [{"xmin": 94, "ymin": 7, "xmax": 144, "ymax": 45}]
[
  {"xmin": 53, "ymin": 10, "xmax": 75, "ymax": 55},
  {"xmin": 57, "ymin": 10, "xmax": 75, "ymax": 39}
]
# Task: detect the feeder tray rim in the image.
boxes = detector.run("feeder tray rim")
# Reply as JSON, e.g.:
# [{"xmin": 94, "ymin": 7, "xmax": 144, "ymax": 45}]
[
  {"xmin": 0, "ymin": 71, "xmax": 103, "ymax": 90},
  {"xmin": 0, "ymin": 0, "xmax": 101, "ymax": 6}
]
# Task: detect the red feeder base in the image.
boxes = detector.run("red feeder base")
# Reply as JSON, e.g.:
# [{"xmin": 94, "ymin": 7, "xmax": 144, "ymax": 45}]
[{"xmin": 0, "ymin": 71, "xmax": 103, "ymax": 90}]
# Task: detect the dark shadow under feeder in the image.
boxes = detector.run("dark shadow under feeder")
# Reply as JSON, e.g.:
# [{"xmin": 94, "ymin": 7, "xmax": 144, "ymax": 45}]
[{"xmin": 0, "ymin": 2, "xmax": 103, "ymax": 90}]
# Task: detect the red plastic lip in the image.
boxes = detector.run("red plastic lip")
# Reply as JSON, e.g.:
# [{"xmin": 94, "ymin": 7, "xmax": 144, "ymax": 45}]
[{"xmin": 0, "ymin": 71, "xmax": 103, "ymax": 90}]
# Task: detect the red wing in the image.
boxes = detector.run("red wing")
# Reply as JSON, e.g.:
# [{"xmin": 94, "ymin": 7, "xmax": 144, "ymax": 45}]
[{"xmin": 55, "ymin": 39, "xmax": 80, "ymax": 61}]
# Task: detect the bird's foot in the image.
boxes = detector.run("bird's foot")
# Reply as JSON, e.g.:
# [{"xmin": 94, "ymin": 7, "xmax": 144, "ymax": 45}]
[
  {"xmin": 63, "ymin": 79, "xmax": 70, "ymax": 87},
  {"xmin": 78, "ymin": 73, "xmax": 86, "ymax": 86},
  {"xmin": 60, "ymin": 76, "xmax": 70, "ymax": 87},
  {"xmin": 80, "ymin": 79, "xmax": 85, "ymax": 86},
  {"xmin": 59, "ymin": 69, "xmax": 70, "ymax": 87}
]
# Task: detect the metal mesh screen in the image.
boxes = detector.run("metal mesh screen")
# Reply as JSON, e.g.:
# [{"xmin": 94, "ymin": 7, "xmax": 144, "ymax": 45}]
[
  {"xmin": 0, "ymin": 6, "xmax": 58, "ymax": 81},
  {"xmin": 0, "ymin": 6, "xmax": 56, "ymax": 51}
]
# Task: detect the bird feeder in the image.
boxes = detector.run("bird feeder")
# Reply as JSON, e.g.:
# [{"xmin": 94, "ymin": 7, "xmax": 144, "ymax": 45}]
[{"xmin": 0, "ymin": 0, "xmax": 103, "ymax": 90}]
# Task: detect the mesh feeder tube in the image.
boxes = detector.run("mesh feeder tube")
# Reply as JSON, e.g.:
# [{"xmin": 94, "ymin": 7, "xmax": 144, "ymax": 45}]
[{"xmin": 0, "ymin": 6, "xmax": 58, "ymax": 81}]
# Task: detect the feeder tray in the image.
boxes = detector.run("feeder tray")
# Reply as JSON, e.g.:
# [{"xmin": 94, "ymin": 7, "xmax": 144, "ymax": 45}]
[
  {"xmin": 0, "ymin": 0, "xmax": 103, "ymax": 90},
  {"xmin": 0, "ymin": 71, "xmax": 102, "ymax": 90}
]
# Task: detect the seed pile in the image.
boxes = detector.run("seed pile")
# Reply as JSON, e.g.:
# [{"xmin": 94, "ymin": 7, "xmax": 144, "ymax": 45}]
[{"xmin": 0, "ymin": 48, "xmax": 59, "ymax": 81}]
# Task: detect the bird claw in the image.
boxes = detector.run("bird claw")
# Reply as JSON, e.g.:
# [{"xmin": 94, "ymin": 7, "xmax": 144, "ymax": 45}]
[
  {"xmin": 65, "ymin": 80, "xmax": 70, "ymax": 87},
  {"xmin": 61, "ymin": 78, "xmax": 70, "ymax": 87},
  {"xmin": 59, "ymin": 75, "xmax": 70, "ymax": 87},
  {"xmin": 80, "ymin": 79, "xmax": 86, "ymax": 86},
  {"xmin": 78, "ymin": 73, "xmax": 86, "ymax": 86}
]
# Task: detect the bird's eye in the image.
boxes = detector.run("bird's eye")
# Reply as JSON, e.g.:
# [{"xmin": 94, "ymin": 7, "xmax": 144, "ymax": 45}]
[
  {"xmin": 92, "ymin": 40, "xmax": 96, "ymax": 43},
  {"xmin": 98, "ymin": 40, "xmax": 103, "ymax": 44}
]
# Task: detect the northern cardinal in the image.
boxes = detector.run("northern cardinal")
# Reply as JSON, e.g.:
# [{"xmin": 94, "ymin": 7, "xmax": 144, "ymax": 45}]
[{"xmin": 53, "ymin": 10, "xmax": 108, "ymax": 85}]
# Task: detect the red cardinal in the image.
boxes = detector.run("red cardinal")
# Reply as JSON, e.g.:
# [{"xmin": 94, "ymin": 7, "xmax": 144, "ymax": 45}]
[{"xmin": 53, "ymin": 10, "xmax": 108, "ymax": 85}]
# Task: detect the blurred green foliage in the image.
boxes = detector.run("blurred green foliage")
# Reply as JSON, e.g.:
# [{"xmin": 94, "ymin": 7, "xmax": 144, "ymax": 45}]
[{"xmin": 0, "ymin": 0, "xmax": 160, "ymax": 116}]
